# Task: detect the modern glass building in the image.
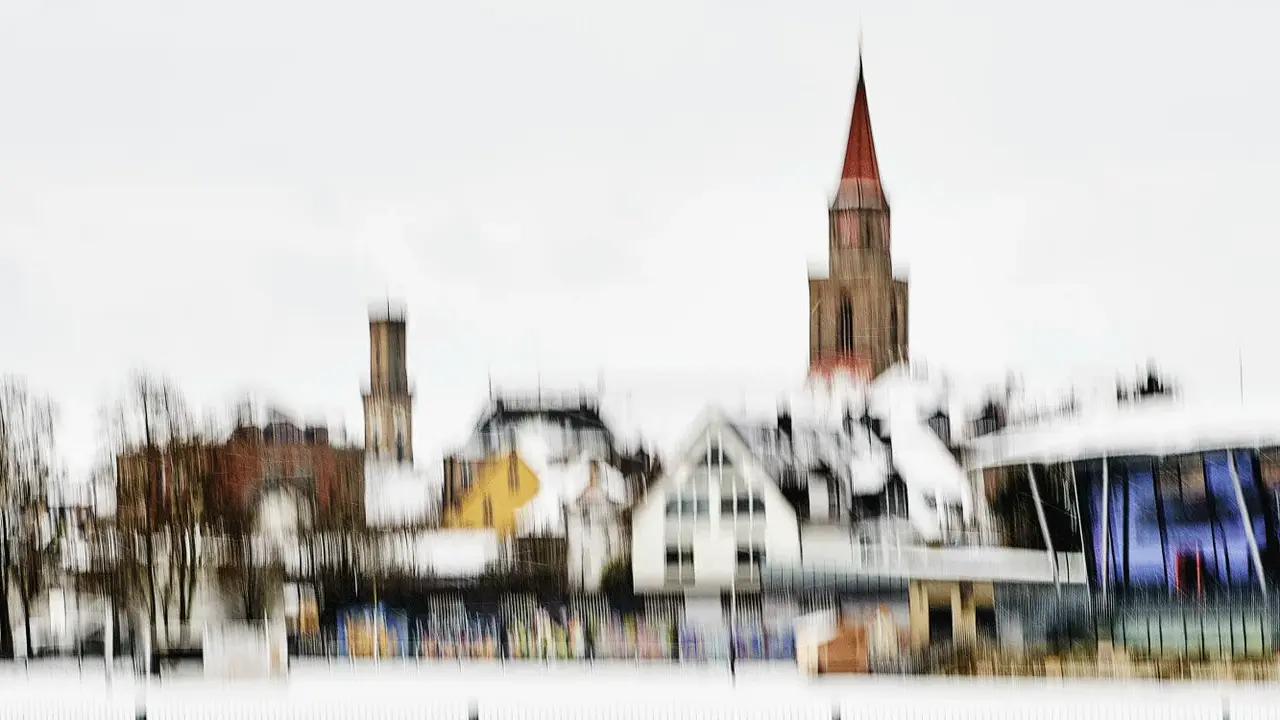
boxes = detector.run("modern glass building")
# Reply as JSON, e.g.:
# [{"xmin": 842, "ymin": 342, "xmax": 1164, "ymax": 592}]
[
  {"xmin": 974, "ymin": 408, "xmax": 1280, "ymax": 660},
  {"xmin": 1075, "ymin": 451, "xmax": 1278, "ymax": 596}
]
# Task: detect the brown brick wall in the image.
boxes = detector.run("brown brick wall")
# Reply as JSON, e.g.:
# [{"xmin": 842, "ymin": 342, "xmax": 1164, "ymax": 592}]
[
  {"xmin": 215, "ymin": 438, "xmax": 365, "ymax": 526},
  {"xmin": 810, "ymin": 204, "xmax": 908, "ymax": 377},
  {"xmin": 809, "ymin": 271, "xmax": 903, "ymax": 376},
  {"xmin": 119, "ymin": 435, "xmax": 366, "ymax": 529}
]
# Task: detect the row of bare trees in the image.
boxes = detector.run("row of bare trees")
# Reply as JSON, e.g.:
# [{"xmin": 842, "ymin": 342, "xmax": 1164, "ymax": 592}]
[{"xmin": 0, "ymin": 370, "xmax": 308, "ymax": 659}]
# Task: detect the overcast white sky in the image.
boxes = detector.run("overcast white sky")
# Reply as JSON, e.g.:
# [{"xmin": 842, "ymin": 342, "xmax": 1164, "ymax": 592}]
[{"xmin": 2, "ymin": 0, "xmax": 1279, "ymax": 481}]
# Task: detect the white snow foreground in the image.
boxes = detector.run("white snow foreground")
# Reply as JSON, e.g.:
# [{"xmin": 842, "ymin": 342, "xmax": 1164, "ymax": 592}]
[{"xmin": 0, "ymin": 663, "xmax": 1264, "ymax": 720}]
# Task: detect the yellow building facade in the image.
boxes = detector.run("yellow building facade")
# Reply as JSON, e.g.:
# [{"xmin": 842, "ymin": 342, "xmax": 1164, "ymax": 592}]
[{"xmin": 442, "ymin": 450, "xmax": 541, "ymax": 537}]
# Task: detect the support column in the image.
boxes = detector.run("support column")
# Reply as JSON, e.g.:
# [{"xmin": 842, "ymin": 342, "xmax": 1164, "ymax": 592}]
[
  {"xmin": 908, "ymin": 581, "xmax": 929, "ymax": 650},
  {"xmin": 952, "ymin": 583, "xmax": 977, "ymax": 649}
]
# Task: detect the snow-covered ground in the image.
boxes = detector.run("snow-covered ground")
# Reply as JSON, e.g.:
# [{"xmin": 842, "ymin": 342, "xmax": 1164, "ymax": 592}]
[{"xmin": 0, "ymin": 660, "xmax": 1274, "ymax": 719}]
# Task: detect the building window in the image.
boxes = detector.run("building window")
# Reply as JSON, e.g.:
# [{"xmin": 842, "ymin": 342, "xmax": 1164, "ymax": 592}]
[
  {"xmin": 508, "ymin": 452, "xmax": 519, "ymax": 491},
  {"xmin": 483, "ymin": 496, "xmax": 494, "ymax": 527},
  {"xmin": 395, "ymin": 431, "xmax": 404, "ymax": 462},
  {"xmin": 665, "ymin": 494, "xmax": 705, "ymax": 518},
  {"xmin": 860, "ymin": 214, "xmax": 875, "ymax": 249},
  {"xmin": 460, "ymin": 462, "xmax": 473, "ymax": 491},
  {"xmin": 885, "ymin": 476, "xmax": 909, "ymax": 519},
  {"xmin": 736, "ymin": 546, "xmax": 765, "ymax": 581},
  {"xmin": 838, "ymin": 297, "xmax": 855, "ymax": 354},
  {"xmin": 703, "ymin": 445, "xmax": 732, "ymax": 468},
  {"xmin": 814, "ymin": 299, "xmax": 823, "ymax": 352},
  {"xmin": 927, "ymin": 413, "xmax": 951, "ymax": 446},
  {"xmin": 665, "ymin": 546, "xmax": 694, "ymax": 584},
  {"xmin": 890, "ymin": 299, "xmax": 899, "ymax": 355},
  {"xmin": 721, "ymin": 497, "xmax": 766, "ymax": 516}
]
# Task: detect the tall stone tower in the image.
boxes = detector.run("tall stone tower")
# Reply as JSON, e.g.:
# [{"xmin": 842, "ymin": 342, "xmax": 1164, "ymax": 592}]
[
  {"xmin": 363, "ymin": 303, "xmax": 413, "ymax": 464},
  {"xmin": 808, "ymin": 60, "xmax": 909, "ymax": 381}
]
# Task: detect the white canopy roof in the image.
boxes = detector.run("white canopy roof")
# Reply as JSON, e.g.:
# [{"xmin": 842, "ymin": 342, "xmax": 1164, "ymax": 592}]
[{"xmin": 970, "ymin": 400, "xmax": 1280, "ymax": 468}]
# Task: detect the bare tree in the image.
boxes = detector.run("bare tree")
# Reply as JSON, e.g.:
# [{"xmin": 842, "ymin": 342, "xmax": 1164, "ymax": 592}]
[
  {"xmin": 0, "ymin": 377, "xmax": 60, "ymax": 658},
  {"xmin": 83, "ymin": 459, "xmax": 126, "ymax": 659},
  {"xmin": 107, "ymin": 372, "xmax": 212, "ymax": 655}
]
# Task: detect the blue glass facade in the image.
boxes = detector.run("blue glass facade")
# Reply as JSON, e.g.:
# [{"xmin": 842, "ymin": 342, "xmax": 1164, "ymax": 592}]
[{"xmin": 1076, "ymin": 451, "xmax": 1279, "ymax": 596}]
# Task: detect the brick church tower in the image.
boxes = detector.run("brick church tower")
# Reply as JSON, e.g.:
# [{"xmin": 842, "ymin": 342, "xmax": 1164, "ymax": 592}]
[
  {"xmin": 808, "ymin": 59, "xmax": 909, "ymax": 381},
  {"xmin": 363, "ymin": 303, "xmax": 414, "ymax": 464}
]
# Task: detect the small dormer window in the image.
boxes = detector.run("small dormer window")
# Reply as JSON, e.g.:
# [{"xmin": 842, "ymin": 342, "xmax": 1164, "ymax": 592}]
[
  {"xmin": 928, "ymin": 412, "xmax": 951, "ymax": 446},
  {"xmin": 702, "ymin": 445, "xmax": 732, "ymax": 468}
]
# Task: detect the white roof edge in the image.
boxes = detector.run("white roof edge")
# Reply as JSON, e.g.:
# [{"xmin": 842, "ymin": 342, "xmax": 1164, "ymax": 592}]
[{"xmin": 970, "ymin": 403, "xmax": 1280, "ymax": 468}]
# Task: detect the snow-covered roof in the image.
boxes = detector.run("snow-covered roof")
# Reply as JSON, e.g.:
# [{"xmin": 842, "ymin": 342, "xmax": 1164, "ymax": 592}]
[
  {"xmin": 969, "ymin": 400, "xmax": 1280, "ymax": 469},
  {"xmin": 452, "ymin": 391, "xmax": 618, "ymax": 460},
  {"xmin": 731, "ymin": 421, "xmax": 858, "ymax": 490},
  {"xmin": 650, "ymin": 365, "xmax": 972, "ymax": 542},
  {"xmin": 513, "ymin": 424, "xmax": 630, "ymax": 537},
  {"xmin": 363, "ymin": 460, "xmax": 441, "ymax": 528}
]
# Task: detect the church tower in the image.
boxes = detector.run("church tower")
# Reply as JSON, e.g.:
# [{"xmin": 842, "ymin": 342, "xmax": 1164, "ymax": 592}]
[
  {"xmin": 808, "ymin": 59, "xmax": 909, "ymax": 381},
  {"xmin": 363, "ymin": 303, "xmax": 414, "ymax": 464}
]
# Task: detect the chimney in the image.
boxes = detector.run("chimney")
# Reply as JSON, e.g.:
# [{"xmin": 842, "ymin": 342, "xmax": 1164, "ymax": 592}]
[{"xmin": 777, "ymin": 409, "xmax": 793, "ymax": 440}]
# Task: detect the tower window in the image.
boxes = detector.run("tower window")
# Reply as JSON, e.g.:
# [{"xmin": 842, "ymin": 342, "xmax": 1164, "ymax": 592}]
[
  {"xmin": 838, "ymin": 296, "xmax": 855, "ymax": 354},
  {"xmin": 860, "ymin": 213, "xmax": 884, "ymax": 250},
  {"xmin": 814, "ymin": 299, "xmax": 823, "ymax": 351},
  {"xmin": 890, "ymin": 299, "xmax": 899, "ymax": 357}
]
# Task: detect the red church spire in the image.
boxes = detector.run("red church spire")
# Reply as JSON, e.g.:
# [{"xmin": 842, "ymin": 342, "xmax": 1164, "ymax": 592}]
[
  {"xmin": 832, "ymin": 57, "xmax": 887, "ymax": 211},
  {"xmin": 840, "ymin": 66, "xmax": 881, "ymax": 184}
]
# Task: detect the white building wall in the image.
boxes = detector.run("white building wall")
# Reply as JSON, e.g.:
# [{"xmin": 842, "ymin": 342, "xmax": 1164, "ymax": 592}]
[
  {"xmin": 797, "ymin": 524, "xmax": 1088, "ymax": 584},
  {"xmin": 632, "ymin": 486, "xmax": 669, "ymax": 592},
  {"xmin": 633, "ymin": 419, "xmax": 802, "ymax": 594},
  {"xmin": 567, "ymin": 509, "xmax": 624, "ymax": 592}
]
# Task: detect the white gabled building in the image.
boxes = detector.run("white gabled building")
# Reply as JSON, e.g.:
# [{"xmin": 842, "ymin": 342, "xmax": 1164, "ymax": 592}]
[
  {"xmin": 631, "ymin": 410, "xmax": 802, "ymax": 594},
  {"xmin": 630, "ymin": 366, "xmax": 1097, "ymax": 654}
]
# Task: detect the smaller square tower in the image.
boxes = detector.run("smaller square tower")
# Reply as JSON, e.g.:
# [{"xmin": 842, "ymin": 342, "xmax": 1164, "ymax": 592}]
[{"xmin": 363, "ymin": 301, "xmax": 414, "ymax": 464}]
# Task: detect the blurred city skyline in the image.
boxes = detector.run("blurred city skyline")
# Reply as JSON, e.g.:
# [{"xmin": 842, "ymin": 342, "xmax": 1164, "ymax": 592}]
[{"xmin": 1, "ymin": 0, "xmax": 1277, "ymax": 480}]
